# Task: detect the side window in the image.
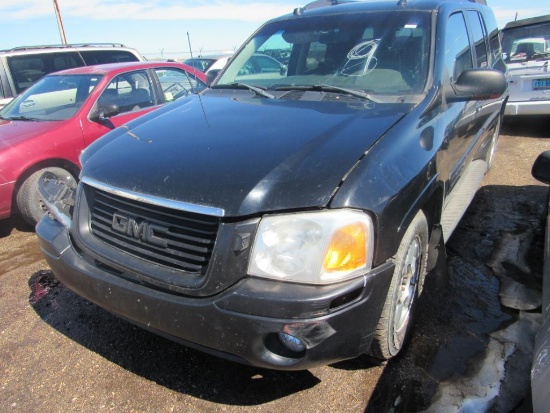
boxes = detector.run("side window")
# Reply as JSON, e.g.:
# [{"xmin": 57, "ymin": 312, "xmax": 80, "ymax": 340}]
[
  {"xmin": 483, "ymin": 11, "xmax": 504, "ymax": 70},
  {"xmin": 468, "ymin": 11, "xmax": 489, "ymax": 68},
  {"xmin": 7, "ymin": 56, "xmax": 47, "ymax": 93},
  {"xmin": 305, "ymin": 43, "xmax": 328, "ymax": 73},
  {"xmin": 7, "ymin": 53, "xmax": 83, "ymax": 94},
  {"xmin": 52, "ymin": 53, "xmax": 80, "ymax": 71},
  {"xmin": 155, "ymin": 68, "xmax": 204, "ymax": 102},
  {"xmin": 80, "ymin": 50, "xmax": 140, "ymax": 65},
  {"xmin": 98, "ymin": 70, "xmax": 154, "ymax": 114},
  {"xmin": 444, "ymin": 12, "xmax": 473, "ymax": 82}
]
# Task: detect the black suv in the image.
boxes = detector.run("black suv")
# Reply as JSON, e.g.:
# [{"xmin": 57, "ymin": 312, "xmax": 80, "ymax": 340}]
[{"xmin": 37, "ymin": 0, "xmax": 507, "ymax": 370}]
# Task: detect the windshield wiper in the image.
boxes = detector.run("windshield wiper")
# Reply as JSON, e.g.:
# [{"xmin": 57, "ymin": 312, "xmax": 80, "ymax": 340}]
[
  {"xmin": 274, "ymin": 84, "xmax": 382, "ymax": 103},
  {"xmin": 4, "ymin": 115, "xmax": 42, "ymax": 121},
  {"xmin": 533, "ymin": 51, "xmax": 550, "ymax": 60},
  {"xmin": 217, "ymin": 82, "xmax": 276, "ymax": 99}
]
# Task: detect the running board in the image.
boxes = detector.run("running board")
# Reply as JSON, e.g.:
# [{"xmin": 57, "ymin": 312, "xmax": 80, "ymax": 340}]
[{"xmin": 441, "ymin": 159, "xmax": 487, "ymax": 241}]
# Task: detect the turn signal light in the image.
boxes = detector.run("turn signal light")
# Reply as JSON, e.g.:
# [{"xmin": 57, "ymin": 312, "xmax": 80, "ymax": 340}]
[{"xmin": 323, "ymin": 223, "xmax": 367, "ymax": 272}]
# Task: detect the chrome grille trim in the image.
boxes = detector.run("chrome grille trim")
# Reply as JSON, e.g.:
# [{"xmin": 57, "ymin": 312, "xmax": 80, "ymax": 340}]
[
  {"xmin": 81, "ymin": 176, "xmax": 225, "ymax": 217},
  {"xmin": 81, "ymin": 181, "xmax": 221, "ymax": 275}
]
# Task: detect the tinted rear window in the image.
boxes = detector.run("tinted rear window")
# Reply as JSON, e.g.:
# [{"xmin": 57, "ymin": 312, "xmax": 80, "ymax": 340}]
[
  {"xmin": 79, "ymin": 50, "xmax": 140, "ymax": 65},
  {"xmin": 7, "ymin": 52, "xmax": 82, "ymax": 94}
]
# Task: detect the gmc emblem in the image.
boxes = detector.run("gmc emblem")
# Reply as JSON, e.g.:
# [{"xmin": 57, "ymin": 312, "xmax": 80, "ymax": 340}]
[{"xmin": 112, "ymin": 212, "xmax": 169, "ymax": 248}]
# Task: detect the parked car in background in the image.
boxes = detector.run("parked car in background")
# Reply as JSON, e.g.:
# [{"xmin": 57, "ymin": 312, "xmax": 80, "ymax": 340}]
[
  {"xmin": 501, "ymin": 14, "xmax": 550, "ymax": 116},
  {"xmin": 184, "ymin": 53, "xmax": 234, "ymax": 74},
  {"xmin": 237, "ymin": 53, "xmax": 287, "ymax": 77},
  {"xmin": 0, "ymin": 61, "xmax": 206, "ymax": 225},
  {"xmin": 185, "ymin": 53, "xmax": 287, "ymax": 82},
  {"xmin": 37, "ymin": 0, "xmax": 507, "ymax": 370},
  {"xmin": 0, "ymin": 43, "xmax": 145, "ymax": 109},
  {"xmin": 531, "ymin": 150, "xmax": 550, "ymax": 413}
]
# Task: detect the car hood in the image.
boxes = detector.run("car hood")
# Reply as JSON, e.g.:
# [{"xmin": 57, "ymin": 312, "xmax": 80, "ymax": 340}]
[
  {"xmin": 0, "ymin": 118, "xmax": 62, "ymax": 148},
  {"xmin": 81, "ymin": 93, "xmax": 410, "ymax": 217}
]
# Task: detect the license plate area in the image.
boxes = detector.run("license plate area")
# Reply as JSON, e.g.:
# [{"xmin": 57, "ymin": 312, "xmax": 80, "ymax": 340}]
[{"xmin": 533, "ymin": 78, "xmax": 550, "ymax": 90}]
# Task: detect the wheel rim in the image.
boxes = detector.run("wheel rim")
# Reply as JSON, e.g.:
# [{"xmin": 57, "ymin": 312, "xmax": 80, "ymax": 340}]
[{"xmin": 393, "ymin": 236, "xmax": 421, "ymax": 347}]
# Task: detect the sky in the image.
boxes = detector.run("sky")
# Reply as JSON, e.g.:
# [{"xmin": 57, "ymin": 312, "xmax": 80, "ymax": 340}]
[{"xmin": 0, "ymin": 0, "xmax": 548, "ymax": 61}]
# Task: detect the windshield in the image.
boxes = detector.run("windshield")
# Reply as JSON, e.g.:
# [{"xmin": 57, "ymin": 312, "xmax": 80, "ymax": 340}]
[
  {"xmin": 502, "ymin": 21, "xmax": 550, "ymax": 63},
  {"xmin": 215, "ymin": 10, "xmax": 431, "ymax": 100},
  {"xmin": 0, "ymin": 74, "xmax": 101, "ymax": 121}
]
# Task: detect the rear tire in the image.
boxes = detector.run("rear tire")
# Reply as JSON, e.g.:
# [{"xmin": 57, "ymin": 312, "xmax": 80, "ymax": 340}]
[
  {"xmin": 16, "ymin": 167, "xmax": 77, "ymax": 226},
  {"xmin": 369, "ymin": 210, "xmax": 429, "ymax": 360}
]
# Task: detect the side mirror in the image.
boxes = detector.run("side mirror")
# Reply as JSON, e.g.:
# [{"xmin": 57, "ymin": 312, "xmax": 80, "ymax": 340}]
[
  {"xmin": 446, "ymin": 69, "xmax": 507, "ymax": 102},
  {"xmin": 91, "ymin": 103, "xmax": 120, "ymax": 122},
  {"xmin": 532, "ymin": 151, "xmax": 550, "ymax": 185},
  {"xmin": 206, "ymin": 69, "xmax": 221, "ymax": 86}
]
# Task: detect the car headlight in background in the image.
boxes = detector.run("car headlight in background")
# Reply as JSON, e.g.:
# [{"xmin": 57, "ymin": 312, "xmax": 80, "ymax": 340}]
[{"xmin": 248, "ymin": 210, "xmax": 374, "ymax": 284}]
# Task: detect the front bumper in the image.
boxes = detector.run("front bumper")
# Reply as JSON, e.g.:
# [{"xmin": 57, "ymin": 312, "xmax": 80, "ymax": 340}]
[
  {"xmin": 504, "ymin": 100, "xmax": 550, "ymax": 116},
  {"xmin": 37, "ymin": 216, "xmax": 394, "ymax": 370}
]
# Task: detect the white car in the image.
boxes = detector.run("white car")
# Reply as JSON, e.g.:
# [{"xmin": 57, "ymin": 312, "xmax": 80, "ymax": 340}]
[
  {"xmin": 0, "ymin": 43, "xmax": 145, "ymax": 109},
  {"xmin": 184, "ymin": 53, "xmax": 234, "ymax": 75},
  {"xmin": 501, "ymin": 15, "xmax": 550, "ymax": 116}
]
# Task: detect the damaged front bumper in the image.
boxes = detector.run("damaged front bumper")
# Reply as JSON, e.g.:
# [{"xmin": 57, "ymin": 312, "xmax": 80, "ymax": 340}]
[{"xmin": 36, "ymin": 215, "xmax": 394, "ymax": 370}]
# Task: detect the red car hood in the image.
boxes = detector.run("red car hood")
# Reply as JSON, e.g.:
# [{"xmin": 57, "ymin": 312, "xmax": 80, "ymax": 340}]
[{"xmin": 0, "ymin": 118, "xmax": 65, "ymax": 148}]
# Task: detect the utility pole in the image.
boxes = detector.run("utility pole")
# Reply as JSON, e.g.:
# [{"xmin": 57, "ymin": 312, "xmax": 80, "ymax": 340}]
[{"xmin": 52, "ymin": 0, "xmax": 68, "ymax": 45}]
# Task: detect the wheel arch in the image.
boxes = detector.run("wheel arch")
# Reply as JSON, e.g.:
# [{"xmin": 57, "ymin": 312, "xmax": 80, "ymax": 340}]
[
  {"xmin": 394, "ymin": 176, "xmax": 444, "ymax": 259},
  {"xmin": 418, "ymin": 182, "xmax": 445, "ymax": 272},
  {"xmin": 11, "ymin": 158, "xmax": 80, "ymax": 213}
]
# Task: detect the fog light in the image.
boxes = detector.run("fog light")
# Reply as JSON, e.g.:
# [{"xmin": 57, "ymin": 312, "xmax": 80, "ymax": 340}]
[{"xmin": 278, "ymin": 333, "xmax": 306, "ymax": 352}]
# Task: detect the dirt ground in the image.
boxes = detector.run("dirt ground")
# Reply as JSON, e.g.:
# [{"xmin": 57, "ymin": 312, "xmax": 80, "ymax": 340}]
[{"xmin": 0, "ymin": 115, "xmax": 549, "ymax": 412}]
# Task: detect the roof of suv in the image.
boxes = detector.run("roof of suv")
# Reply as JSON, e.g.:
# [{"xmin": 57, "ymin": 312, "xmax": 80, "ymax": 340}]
[
  {"xmin": 502, "ymin": 13, "xmax": 550, "ymax": 30},
  {"xmin": 287, "ymin": 0, "xmax": 487, "ymax": 16},
  {"xmin": 0, "ymin": 43, "xmax": 141, "ymax": 56}
]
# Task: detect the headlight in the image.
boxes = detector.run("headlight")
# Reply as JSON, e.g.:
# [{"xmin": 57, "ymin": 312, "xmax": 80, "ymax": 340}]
[
  {"xmin": 37, "ymin": 172, "xmax": 76, "ymax": 228},
  {"xmin": 248, "ymin": 210, "xmax": 374, "ymax": 284}
]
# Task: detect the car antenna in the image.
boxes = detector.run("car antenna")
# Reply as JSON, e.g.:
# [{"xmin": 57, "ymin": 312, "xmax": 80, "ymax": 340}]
[
  {"xmin": 187, "ymin": 31, "xmax": 211, "ymax": 128},
  {"xmin": 186, "ymin": 32, "xmax": 195, "ymax": 61},
  {"xmin": 187, "ymin": 32, "xmax": 197, "ymax": 76},
  {"xmin": 186, "ymin": 31, "xmax": 201, "ymax": 93}
]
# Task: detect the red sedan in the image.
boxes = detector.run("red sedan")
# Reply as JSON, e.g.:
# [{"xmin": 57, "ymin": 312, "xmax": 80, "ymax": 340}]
[{"xmin": 0, "ymin": 61, "xmax": 206, "ymax": 225}]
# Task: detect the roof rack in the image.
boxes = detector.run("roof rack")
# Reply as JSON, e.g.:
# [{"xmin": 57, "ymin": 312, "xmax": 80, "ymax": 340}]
[
  {"xmin": 2, "ymin": 43, "xmax": 128, "ymax": 52},
  {"xmin": 293, "ymin": 0, "xmax": 487, "ymax": 15},
  {"xmin": 503, "ymin": 13, "xmax": 550, "ymax": 30},
  {"xmin": 303, "ymin": 0, "xmax": 339, "ymax": 9}
]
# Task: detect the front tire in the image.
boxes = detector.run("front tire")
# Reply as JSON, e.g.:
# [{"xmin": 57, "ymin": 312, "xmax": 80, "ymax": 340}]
[
  {"xmin": 369, "ymin": 210, "xmax": 429, "ymax": 360},
  {"xmin": 16, "ymin": 167, "xmax": 77, "ymax": 226}
]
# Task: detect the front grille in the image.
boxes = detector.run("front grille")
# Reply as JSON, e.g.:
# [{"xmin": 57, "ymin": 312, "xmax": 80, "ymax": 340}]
[{"xmin": 87, "ymin": 186, "xmax": 220, "ymax": 274}]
